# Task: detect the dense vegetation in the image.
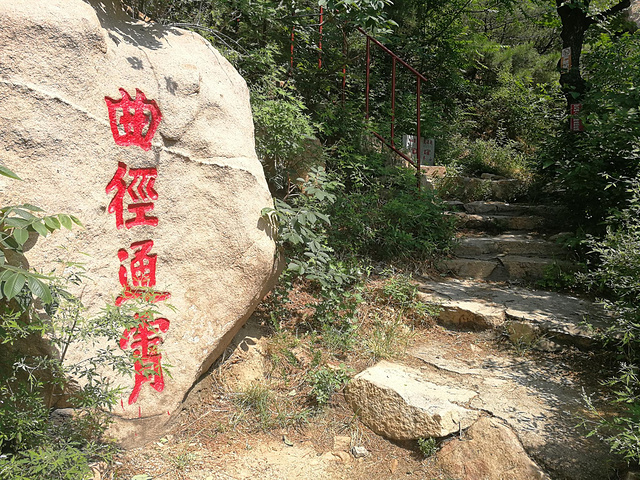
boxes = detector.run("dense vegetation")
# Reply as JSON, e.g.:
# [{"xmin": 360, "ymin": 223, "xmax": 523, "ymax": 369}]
[{"xmin": 3, "ymin": 0, "xmax": 640, "ymax": 476}]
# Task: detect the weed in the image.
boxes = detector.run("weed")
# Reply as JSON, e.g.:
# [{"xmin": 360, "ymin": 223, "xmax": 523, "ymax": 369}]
[
  {"xmin": 417, "ymin": 437, "xmax": 438, "ymax": 458},
  {"xmin": 235, "ymin": 382, "xmax": 273, "ymax": 427},
  {"xmin": 364, "ymin": 315, "xmax": 414, "ymax": 362},
  {"xmin": 308, "ymin": 365, "xmax": 351, "ymax": 406}
]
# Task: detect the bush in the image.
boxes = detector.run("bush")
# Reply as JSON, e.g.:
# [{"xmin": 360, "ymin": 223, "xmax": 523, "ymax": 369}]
[
  {"xmin": 327, "ymin": 154, "xmax": 454, "ymax": 260},
  {"xmin": 0, "ymin": 168, "xmax": 128, "ymax": 476},
  {"xmin": 583, "ymin": 178, "xmax": 640, "ymax": 462}
]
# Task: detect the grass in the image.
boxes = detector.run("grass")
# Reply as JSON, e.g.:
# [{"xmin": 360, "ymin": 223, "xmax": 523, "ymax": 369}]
[{"xmin": 219, "ymin": 273, "xmax": 440, "ymax": 431}]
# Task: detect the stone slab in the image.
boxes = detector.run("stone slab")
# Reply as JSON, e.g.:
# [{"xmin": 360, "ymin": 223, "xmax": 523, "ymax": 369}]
[
  {"xmin": 416, "ymin": 279, "xmax": 608, "ymax": 348},
  {"xmin": 410, "ymin": 342, "xmax": 619, "ymax": 480},
  {"xmin": 344, "ymin": 361, "xmax": 479, "ymax": 440}
]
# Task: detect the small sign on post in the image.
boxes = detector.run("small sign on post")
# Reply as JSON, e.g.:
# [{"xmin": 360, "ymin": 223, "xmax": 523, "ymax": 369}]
[
  {"xmin": 402, "ymin": 134, "xmax": 435, "ymax": 166},
  {"xmin": 561, "ymin": 47, "xmax": 571, "ymax": 72},
  {"xmin": 570, "ymin": 103, "xmax": 584, "ymax": 132}
]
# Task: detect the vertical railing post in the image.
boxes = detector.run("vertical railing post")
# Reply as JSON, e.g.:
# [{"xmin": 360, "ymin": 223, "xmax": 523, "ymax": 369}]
[
  {"xmin": 290, "ymin": 26, "xmax": 295, "ymax": 72},
  {"xmin": 318, "ymin": 7, "xmax": 323, "ymax": 69},
  {"xmin": 365, "ymin": 37, "xmax": 370, "ymax": 120},
  {"xmin": 416, "ymin": 77, "xmax": 421, "ymax": 190},
  {"xmin": 391, "ymin": 57, "xmax": 396, "ymax": 148}
]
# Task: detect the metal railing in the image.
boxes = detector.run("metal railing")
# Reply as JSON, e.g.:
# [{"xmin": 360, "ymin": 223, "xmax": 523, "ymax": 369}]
[{"xmin": 358, "ymin": 27, "xmax": 427, "ymax": 187}]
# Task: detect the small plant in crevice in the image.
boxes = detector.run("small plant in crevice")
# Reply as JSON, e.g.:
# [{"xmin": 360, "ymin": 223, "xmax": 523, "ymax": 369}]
[{"xmin": 417, "ymin": 437, "xmax": 438, "ymax": 458}]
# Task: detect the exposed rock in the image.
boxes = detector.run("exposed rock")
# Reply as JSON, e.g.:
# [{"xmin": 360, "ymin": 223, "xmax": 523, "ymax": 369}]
[
  {"xmin": 453, "ymin": 234, "xmax": 567, "ymax": 257},
  {"xmin": 436, "ymin": 416, "xmax": 549, "ymax": 480},
  {"xmin": 351, "ymin": 446, "xmax": 369, "ymax": 458},
  {"xmin": 441, "ymin": 257, "xmax": 499, "ymax": 280},
  {"xmin": 0, "ymin": 0, "xmax": 279, "ymax": 445},
  {"xmin": 223, "ymin": 315, "xmax": 268, "ymax": 391},
  {"xmin": 417, "ymin": 278, "xmax": 608, "ymax": 349},
  {"xmin": 344, "ymin": 361, "xmax": 479, "ymax": 440},
  {"xmin": 411, "ymin": 342, "xmax": 620, "ymax": 480},
  {"xmin": 333, "ymin": 435, "xmax": 351, "ymax": 452}
]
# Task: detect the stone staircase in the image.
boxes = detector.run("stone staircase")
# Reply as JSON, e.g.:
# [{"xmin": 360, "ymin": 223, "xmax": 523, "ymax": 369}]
[
  {"xmin": 441, "ymin": 200, "xmax": 577, "ymax": 283},
  {"xmin": 419, "ymin": 173, "xmax": 607, "ymax": 352}
]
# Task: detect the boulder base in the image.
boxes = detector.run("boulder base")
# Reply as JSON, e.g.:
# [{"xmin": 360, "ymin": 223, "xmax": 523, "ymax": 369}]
[{"xmin": 436, "ymin": 416, "xmax": 549, "ymax": 480}]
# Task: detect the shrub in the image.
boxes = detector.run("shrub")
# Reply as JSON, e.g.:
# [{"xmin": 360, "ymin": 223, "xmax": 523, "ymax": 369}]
[
  {"xmin": 327, "ymin": 154, "xmax": 454, "ymax": 260},
  {"xmin": 0, "ymin": 167, "xmax": 127, "ymax": 476},
  {"xmin": 583, "ymin": 178, "xmax": 640, "ymax": 462}
]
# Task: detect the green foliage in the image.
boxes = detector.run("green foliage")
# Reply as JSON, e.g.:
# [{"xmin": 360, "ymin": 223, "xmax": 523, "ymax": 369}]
[
  {"xmin": 542, "ymin": 32, "xmax": 640, "ymax": 230},
  {"xmin": 417, "ymin": 437, "xmax": 437, "ymax": 458},
  {"xmin": 0, "ymin": 167, "xmax": 127, "ymax": 475},
  {"xmin": 0, "ymin": 443, "xmax": 95, "ymax": 480},
  {"xmin": 582, "ymin": 178, "xmax": 640, "ymax": 461},
  {"xmin": 263, "ymin": 166, "xmax": 355, "ymax": 290},
  {"xmin": 252, "ymin": 86, "xmax": 319, "ymax": 193},
  {"xmin": 307, "ymin": 364, "xmax": 351, "ymax": 406},
  {"xmin": 327, "ymin": 154, "xmax": 454, "ymax": 260}
]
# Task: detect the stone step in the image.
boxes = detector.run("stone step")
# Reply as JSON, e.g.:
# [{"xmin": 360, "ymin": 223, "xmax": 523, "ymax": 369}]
[
  {"xmin": 453, "ymin": 234, "xmax": 568, "ymax": 258},
  {"xmin": 450, "ymin": 212, "xmax": 546, "ymax": 231},
  {"xmin": 445, "ymin": 200, "xmax": 565, "ymax": 218},
  {"xmin": 441, "ymin": 255, "xmax": 577, "ymax": 282},
  {"xmin": 437, "ymin": 176, "xmax": 525, "ymax": 202},
  {"xmin": 415, "ymin": 278, "xmax": 608, "ymax": 350}
]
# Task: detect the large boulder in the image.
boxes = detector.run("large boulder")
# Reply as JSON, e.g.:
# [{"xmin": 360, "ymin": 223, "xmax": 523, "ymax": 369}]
[
  {"xmin": 436, "ymin": 416, "xmax": 549, "ymax": 480},
  {"xmin": 0, "ymin": 0, "xmax": 279, "ymax": 445},
  {"xmin": 344, "ymin": 361, "xmax": 479, "ymax": 440}
]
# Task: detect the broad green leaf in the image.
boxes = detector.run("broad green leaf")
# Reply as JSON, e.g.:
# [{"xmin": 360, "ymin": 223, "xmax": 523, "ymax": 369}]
[
  {"xmin": 12, "ymin": 228, "xmax": 28, "ymax": 246},
  {"xmin": 30, "ymin": 220, "xmax": 48, "ymax": 237},
  {"xmin": 58, "ymin": 214, "xmax": 73, "ymax": 230},
  {"xmin": 4, "ymin": 217, "xmax": 30, "ymax": 228},
  {"xmin": 0, "ymin": 165, "xmax": 21, "ymax": 180},
  {"xmin": 13, "ymin": 209, "xmax": 35, "ymax": 221},
  {"xmin": 69, "ymin": 215, "xmax": 83, "ymax": 227},
  {"xmin": 3, "ymin": 272, "xmax": 26, "ymax": 300},
  {"xmin": 28, "ymin": 276, "xmax": 52, "ymax": 304},
  {"xmin": 44, "ymin": 216, "xmax": 61, "ymax": 230},
  {"xmin": 20, "ymin": 203, "xmax": 44, "ymax": 212}
]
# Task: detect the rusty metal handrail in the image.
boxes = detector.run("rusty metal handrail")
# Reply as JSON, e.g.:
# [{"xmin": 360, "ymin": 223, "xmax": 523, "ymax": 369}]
[{"xmin": 357, "ymin": 27, "xmax": 426, "ymax": 187}]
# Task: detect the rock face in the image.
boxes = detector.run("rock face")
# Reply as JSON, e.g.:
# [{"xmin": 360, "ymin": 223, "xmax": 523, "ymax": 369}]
[
  {"xmin": 344, "ymin": 361, "xmax": 479, "ymax": 440},
  {"xmin": 436, "ymin": 416, "xmax": 549, "ymax": 480},
  {"xmin": 410, "ymin": 342, "xmax": 618, "ymax": 480},
  {"xmin": 0, "ymin": 0, "xmax": 278, "ymax": 445}
]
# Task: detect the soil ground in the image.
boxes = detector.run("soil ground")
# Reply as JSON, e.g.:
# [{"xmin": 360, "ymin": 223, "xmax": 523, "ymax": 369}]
[{"xmin": 108, "ymin": 276, "xmax": 617, "ymax": 480}]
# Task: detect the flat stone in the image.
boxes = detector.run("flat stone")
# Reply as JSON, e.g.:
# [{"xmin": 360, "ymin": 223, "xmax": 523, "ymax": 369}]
[
  {"xmin": 454, "ymin": 213, "xmax": 546, "ymax": 231},
  {"xmin": 416, "ymin": 279, "xmax": 608, "ymax": 348},
  {"xmin": 441, "ymin": 257, "xmax": 499, "ymax": 279},
  {"xmin": 344, "ymin": 361, "xmax": 479, "ymax": 440},
  {"xmin": 436, "ymin": 416, "xmax": 549, "ymax": 480},
  {"xmin": 501, "ymin": 255, "xmax": 577, "ymax": 281},
  {"xmin": 453, "ymin": 234, "xmax": 567, "ymax": 257},
  {"xmin": 410, "ymin": 342, "xmax": 620, "ymax": 480}
]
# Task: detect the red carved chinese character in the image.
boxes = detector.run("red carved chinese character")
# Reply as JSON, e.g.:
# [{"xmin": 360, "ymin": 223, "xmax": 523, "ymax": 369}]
[
  {"xmin": 105, "ymin": 88, "xmax": 162, "ymax": 151},
  {"xmin": 120, "ymin": 314, "xmax": 170, "ymax": 405},
  {"xmin": 116, "ymin": 240, "xmax": 170, "ymax": 306},
  {"xmin": 106, "ymin": 162, "xmax": 159, "ymax": 230}
]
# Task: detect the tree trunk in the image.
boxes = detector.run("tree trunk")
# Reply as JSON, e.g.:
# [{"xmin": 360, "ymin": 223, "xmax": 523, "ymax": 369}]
[
  {"xmin": 557, "ymin": 2, "xmax": 590, "ymax": 105},
  {"xmin": 556, "ymin": 0, "xmax": 631, "ymax": 108}
]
